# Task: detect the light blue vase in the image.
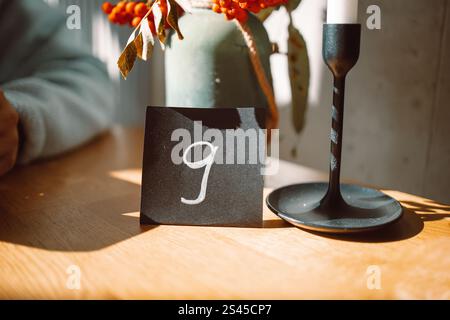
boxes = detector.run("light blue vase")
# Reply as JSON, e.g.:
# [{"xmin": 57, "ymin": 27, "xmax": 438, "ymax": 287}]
[{"xmin": 165, "ymin": 8, "xmax": 273, "ymax": 110}]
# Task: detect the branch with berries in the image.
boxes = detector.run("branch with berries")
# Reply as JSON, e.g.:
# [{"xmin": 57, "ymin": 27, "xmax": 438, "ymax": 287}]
[
  {"xmin": 102, "ymin": 0, "xmax": 310, "ymax": 134},
  {"xmin": 211, "ymin": 0, "xmax": 287, "ymax": 23},
  {"xmin": 102, "ymin": 0, "xmax": 188, "ymax": 78},
  {"xmin": 101, "ymin": 1, "xmax": 185, "ymax": 35},
  {"xmin": 102, "ymin": 0, "xmax": 292, "ymax": 78}
]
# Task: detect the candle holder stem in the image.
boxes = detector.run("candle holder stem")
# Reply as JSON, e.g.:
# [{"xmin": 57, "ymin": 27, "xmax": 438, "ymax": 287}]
[
  {"xmin": 322, "ymin": 75, "xmax": 346, "ymax": 207},
  {"xmin": 266, "ymin": 24, "xmax": 403, "ymax": 234},
  {"xmin": 321, "ymin": 23, "xmax": 360, "ymax": 208}
]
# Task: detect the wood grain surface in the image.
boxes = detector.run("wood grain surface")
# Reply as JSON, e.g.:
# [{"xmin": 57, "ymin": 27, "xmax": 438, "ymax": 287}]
[{"xmin": 0, "ymin": 127, "xmax": 449, "ymax": 299}]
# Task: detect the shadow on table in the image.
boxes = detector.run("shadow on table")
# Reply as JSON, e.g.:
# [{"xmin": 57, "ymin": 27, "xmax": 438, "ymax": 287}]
[
  {"xmin": 0, "ymin": 129, "xmax": 159, "ymax": 252},
  {"xmin": 1, "ymin": 137, "xmax": 448, "ymax": 251},
  {"xmin": 305, "ymin": 199, "xmax": 450, "ymax": 243},
  {"xmin": 262, "ymin": 219, "xmax": 293, "ymax": 228},
  {"xmin": 0, "ymin": 165, "xmax": 291, "ymax": 252},
  {"xmin": 0, "ymin": 170, "xmax": 157, "ymax": 252}
]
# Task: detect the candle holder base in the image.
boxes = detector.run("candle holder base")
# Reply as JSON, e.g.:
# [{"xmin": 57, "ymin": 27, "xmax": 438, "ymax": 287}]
[{"xmin": 266, "ymin": 183, "xmax": 402, "ymax": 234}]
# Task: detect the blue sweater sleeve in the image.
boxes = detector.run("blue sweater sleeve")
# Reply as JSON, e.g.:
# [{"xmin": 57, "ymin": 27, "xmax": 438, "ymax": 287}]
[{"xmin": 0, "ymin": 0, "xmax": 115, "ymax": 163}]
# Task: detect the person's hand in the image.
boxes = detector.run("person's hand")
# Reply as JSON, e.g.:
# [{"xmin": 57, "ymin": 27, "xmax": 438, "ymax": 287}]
[{"xmin": 0, "ymin": 91, "xmax": 19, "ymax": 176}]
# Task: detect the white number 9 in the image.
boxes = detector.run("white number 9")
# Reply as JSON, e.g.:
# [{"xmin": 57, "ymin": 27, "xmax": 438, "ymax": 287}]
[{"xmin": 181, "ymin": 141, "xmax": 218, "ymax": 205}]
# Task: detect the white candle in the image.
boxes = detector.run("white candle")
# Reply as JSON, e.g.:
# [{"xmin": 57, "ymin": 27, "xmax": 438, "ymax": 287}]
[{"xmin": 327, "ymin": 0, "xmax": 359, "ymax": 24}]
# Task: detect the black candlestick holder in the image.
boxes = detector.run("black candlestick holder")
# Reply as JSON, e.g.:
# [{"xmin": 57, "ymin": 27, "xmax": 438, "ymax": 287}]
[{"xmin": 266, "ymin": 24, "xmax": 403, "ymax": 233}]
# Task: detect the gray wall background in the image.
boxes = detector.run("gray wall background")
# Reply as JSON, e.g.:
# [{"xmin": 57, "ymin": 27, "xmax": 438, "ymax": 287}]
[
  {"xmin": 267, "ymin": 0, "xmax": 450, "ymax": 204},
  {"xmin": 47, "ymin": 0, "xmax": 450, "ymax": 203}
]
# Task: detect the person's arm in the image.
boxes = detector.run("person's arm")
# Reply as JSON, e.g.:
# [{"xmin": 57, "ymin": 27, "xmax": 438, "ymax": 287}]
[
  {"xmin": 0, "ymin": 91, "xmax": 19, "ymax": 176},
  {"xmin": 0, "ymin": 0, "xmax": 115, "ymax": 166}
]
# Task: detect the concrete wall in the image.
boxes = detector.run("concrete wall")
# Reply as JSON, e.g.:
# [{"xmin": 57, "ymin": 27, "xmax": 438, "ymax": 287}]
[{"xmin": 266, "ymin": 0, "xmax": 450, "ymax": 203}]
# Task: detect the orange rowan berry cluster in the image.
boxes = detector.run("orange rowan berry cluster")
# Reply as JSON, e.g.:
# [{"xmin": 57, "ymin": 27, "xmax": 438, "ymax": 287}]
[
  {"xmin": 102, "ymin": 0, "xmax": 179, "ymax": 33},
  {"xmin": 212, "ymin": 0, "xmax": 287, "ymax": 22}
]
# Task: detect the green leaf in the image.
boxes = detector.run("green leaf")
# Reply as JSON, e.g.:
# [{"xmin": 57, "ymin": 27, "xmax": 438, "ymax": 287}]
[
  {"xmin": 288, "ymin": 23, "xmax": 309, "ymax": 133},
  {"xmin": 167, "ymin": 0, "xmax": 184, "ymax": 40}
]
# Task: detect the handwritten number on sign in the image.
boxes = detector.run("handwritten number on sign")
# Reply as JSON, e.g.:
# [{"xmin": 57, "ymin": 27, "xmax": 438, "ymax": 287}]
[{"xmin": 181, "ymin": 141, "xmax": 218, "ymax": 205}]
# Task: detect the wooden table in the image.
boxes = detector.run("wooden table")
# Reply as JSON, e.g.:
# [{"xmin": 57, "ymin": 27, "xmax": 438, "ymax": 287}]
[{"xmin": 0, "ymin": 127, "xmax": 449, "ymax": 300}]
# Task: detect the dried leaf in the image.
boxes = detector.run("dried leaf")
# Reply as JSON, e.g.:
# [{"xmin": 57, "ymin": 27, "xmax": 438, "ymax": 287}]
[
  {"xmin": 288, "ymin": 23, "xmax": 310, "ymax": 133},
  {"xmin": 117, "ymin": 26, "xmax": 154, "ymax": 77},
  {"xmin": 174, "ymin": 0, "xmax": 192, "ymax": 13},
  {"xmin": 256, "ymin": 7, "xmax": 276, "ymax": 22},
  {"xmin": 117, "ymin": 2, "xmax": 158, "ymax": 78},
  {"xmin": 153, "ymin": 4, "xmax": 166, "ymax": 48},
  {"xmin": 286, "ymin": 0, "xmax": 302, "ymax": 12},
  {"xmin": 118, "ymin": 37, "xmax": 138, "ymax": 79},
  {"xmin": 167, "ymin": 0, "xmax": 184, "ymax": 40},
  {"xmin": 135, "ymin": 33, "xmax": 144, "ymax": 58},
  {"xmin": 138, "ymin": 17, "xmax": 154, "ymax": 60}
]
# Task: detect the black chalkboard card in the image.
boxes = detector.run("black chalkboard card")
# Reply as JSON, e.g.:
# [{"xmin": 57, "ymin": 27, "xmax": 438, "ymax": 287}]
[{"xmin": 140, "ymin": 106, "xmax": 266, "ymax": 227}]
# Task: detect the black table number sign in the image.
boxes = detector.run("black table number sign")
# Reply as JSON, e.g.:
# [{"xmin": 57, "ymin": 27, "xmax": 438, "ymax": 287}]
[{"xmin": 140, "ymin": 106, "xmax": 266, "ymax": 227}]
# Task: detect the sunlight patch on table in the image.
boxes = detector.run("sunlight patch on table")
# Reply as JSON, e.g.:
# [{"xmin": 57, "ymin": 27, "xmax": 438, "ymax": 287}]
[
  {"xmin": 121, "ymin": 211, "xmax": 140, "ymax": 218},
  {"xmin": 109, "ymin": 169, "xmax": 142, "ymax": 186}
]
